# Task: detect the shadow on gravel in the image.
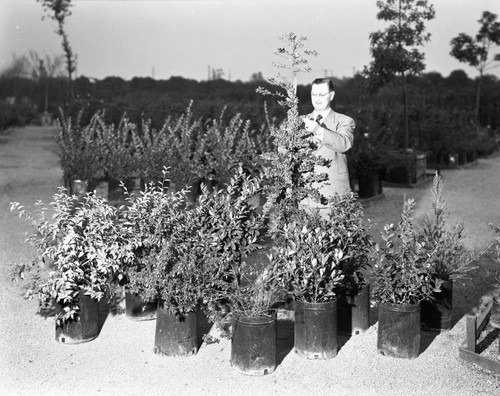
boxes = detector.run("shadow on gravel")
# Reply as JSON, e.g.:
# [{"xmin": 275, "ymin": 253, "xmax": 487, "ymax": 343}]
[
  {"xmin": 277, "ymin": 316, "xmax": 294, "ymax": 364},
  {"xmin": 420, "ymin": 330, "xmax": 439, "ymax": 354},
  {"xmin": 198, "ymin": 311, "xmax": 214, "ymax": 349},
  {"xmin": 452, "ymin": 253, "xmax": 499, "ymax": 324},
  {"xmin": 91, "ymin": 292, "xmax": 127, "ymax": 335},
  {"xmin": 273, "ymin": 307, "xmax": 352, "ymax": 363},
  {"xmin": 476, "ymin": 327, "xmax": 500, "ymax": 354}
]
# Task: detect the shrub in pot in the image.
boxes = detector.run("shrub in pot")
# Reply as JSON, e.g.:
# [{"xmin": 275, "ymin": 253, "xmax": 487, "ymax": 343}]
[
  {"xmin": 370, "ymin": 198, "xmax": 442, "ymax": 358},
  {"xmin": 55, "ymin": 110, "xmax": 106, "ymax": 196},
  {"xmin": 131, "ymin": 105, "xmax": 204, "ymax": 200},
  {"xmin": 96, "ymin": 116, "xmax": 140, "ymax": 201},
  {"xmin": 213, "ymin": 266, "xmax": 282, "ymax": 376},
  {"xmin": 327, "ymin": 193, "xmax": 374, "ymax": 336},
  {"xmin": 196, "ymin": 170, "xmax": 281, "ymax": 375},
  {"xmin": 487, "ymin": 223, "xmax": 500, "ymax": 329},
  {"xmin": 383, "ymin": 150, "xmax": 426, "ymax": 186},
  {"xmin": 417, "ymin": 173, "xmax": 477, "ymax": 331},
  {"xmin": 130, "ymin": 117, "xmax": 177, "ymax": 187},
  {"xmin": 194, "ymin": 110, "xmax": 268, "ymax": 191},
  {"xmin": 347, "ymin": 133, "xmax": 385, "ymax": 198},
  {"xmin": 270, "ymin": 206, "xmax": 349, "ymax": 359},
  {"xmin": 123, "ymin": 177, "xmax": 206, "ymax": 355},
  {"xmin": 10, "ymin": 190, "xmax": 127, "ymax": 343},
  {"xmin": 119, "ymin": 171, "xmax": 188, "ymax": 322},
  {"xmin": 143, "ymin": 229, "xmax": 206, "ymax": 357}
]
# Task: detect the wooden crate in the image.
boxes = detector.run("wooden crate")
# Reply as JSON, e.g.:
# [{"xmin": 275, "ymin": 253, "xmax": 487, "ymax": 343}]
[{"xmin": 458, "ymin": 300, "xmax": 500, "ymax": 374}]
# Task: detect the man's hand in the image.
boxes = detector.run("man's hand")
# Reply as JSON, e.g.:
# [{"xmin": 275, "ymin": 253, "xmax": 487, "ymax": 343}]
[
  {"xmin": 303, "ymin": 116, "xmax": 319, "ymax": 133},
  {"xmin": 303, "ymin": 116, "xmax": 323, "ymax": 145}
]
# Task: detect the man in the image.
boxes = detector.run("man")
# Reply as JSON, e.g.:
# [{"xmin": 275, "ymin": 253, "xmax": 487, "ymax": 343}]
[{"xmin": 302, "ymin": 78, "xmax": 355, "ymax": 212}]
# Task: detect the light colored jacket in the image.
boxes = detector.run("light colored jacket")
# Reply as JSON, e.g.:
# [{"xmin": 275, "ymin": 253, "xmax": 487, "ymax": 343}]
[{"xmin": 305, "ymin": 108, "xmax": 355, "ymax": 207}]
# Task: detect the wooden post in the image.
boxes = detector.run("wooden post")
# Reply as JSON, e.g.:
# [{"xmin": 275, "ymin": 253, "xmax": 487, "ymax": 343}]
[{"xmin": 465, "ymin": 315, "xmax": 477, "ymax": 352}]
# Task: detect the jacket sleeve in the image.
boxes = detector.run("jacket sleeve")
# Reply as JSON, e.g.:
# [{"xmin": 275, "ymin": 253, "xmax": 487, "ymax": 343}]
[{"xmin": 315, "ymin": 114, "xmax": 355, "ymax": 153}]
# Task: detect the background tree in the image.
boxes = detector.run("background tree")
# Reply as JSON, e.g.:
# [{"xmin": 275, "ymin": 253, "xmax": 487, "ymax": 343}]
[
  {"xmin": 364, "ymin": 0, "xmax": 435, "ymax": 150},
  {"xmin": 250, "ymin": 72, "xmax": 265, "ymax": 83},
  {"xmin": 0, "ymin": 53, "xmax": 30, "ymax": 106},
  {"xmin": 0, "ymin": 53, "xmax": 30, "ymax": 80},
  {"xmin": 38, "ymin": 0, "xmax": 76, "ymax": 102},
  {"xmin": 450, "ymin": 11, "xmax": 500, "ymax": 124},
  {"xmin": 28, "ymin": 51, "xmax": 64, "ymax": 113}
]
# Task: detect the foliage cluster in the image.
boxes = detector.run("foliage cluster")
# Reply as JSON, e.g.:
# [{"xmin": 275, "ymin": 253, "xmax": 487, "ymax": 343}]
[
  {"xmin": 132, "ymin": 102, "xmax": 269, "ymax": 187},
  {"xmin": 366, "ymin": 0, "xmax": 435, "ymax": 87},
  {"xmin": 0, "ymin": 100, "xmax": 38, "ymax": 131},
  {"xmin": 123, "ymin": 168, "xmax": 272, "ymax": 318},
  {"xmin": 269, "ymin": 192, "xmax": 372, "ymax": 303},
  {"xmin": 364, "ymin": 0, "xmax": 436, "ymax": 151},
  {"xmin": 370, "ymin": 198, "xmax": 442, "ymax": 305},
  {"xmin": 489, "ymin": 224, "xmax": 500, "ymax": 292},
  {"xmin": 257, "ymin": 33, "xmax": 327, "ymax": 221},
  {"xmin": 193, "ymin": 170, "xmax": 275, "ymax": 319},
  {"xmin": 10, "ymin": 190, "xmax": 131, "ymax": 326},
  {"xmin": 418, "ymin": 173, "xmax": 477, "ymax": 281},
  {"xmin": 117, "ymin": 171, "xmax": 189, "ymax": 301},
  {"xmin": 347, "ymin": 132, "xmax": 387, "ymax": 177},
  {"xmin": 56, "ymin": 104, "xmax": 270, "ymax": 190},
  {"xmin": 55, "ymin": 110, "xmax": 107, "ymax": 184},
  {"xmin": 450, "ymin": 11, "xmax": 500, "ymax": 123}
]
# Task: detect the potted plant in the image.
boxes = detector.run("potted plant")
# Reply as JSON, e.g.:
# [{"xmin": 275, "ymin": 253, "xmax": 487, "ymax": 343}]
[
  {"xmin": 122, "ymin": 173, "xmax": 205, "ymax": 356},
  {"xmin": 347, "ymin": 133, "xmax": 385, "ymax": 198},
  {"xmin": 487, "ymin": 223, "xmax": 500, "ymax": 329},
  {"xmin": 227, "ymin": 277, "xmax": 281, "ymax": 376},
  {"xmin": 328, "ymin": 192, "xmax": 374, "ymax": 336},
  {"xmin": 96, "ymin": 115, "xmax": 141, "ymax": 202},
  {"xmin": 212, "ymin": 263, "xmax": 282, "ymax": 376},
  {"xmin": 119, "ymin": 170, "xmax": 187, "ymax": 322},
  {"xmin": 146, "ymin": 221, "xmax": 206, "ymax": 357},
  {"xmin": 10, "ymin": 189, "xmax": 127, "ymax": 343},
  {"xmin": 417, "ymin": 173, "xmax": 477, "ymax": 331},
  {"xmin": 55, "ymin": 110, "xmax": 106, "ymax": 196},
  {"xmin": 197, "ymin": 170, "xmax": 282, "ymax": 375},
  {"xmin": 131, "ymin": 105, "xmax": 203, "ymax": 201},
  {"xmin": 383, "ymin": 149, "xmax": 427, "ymax": 186},
  {"xmin": 370, "ymin": 198, "xmax": 442, "ymax": 358},
  {"xmin": 269, "ymin": 204, "xmax": 350, "ymax": 360}
]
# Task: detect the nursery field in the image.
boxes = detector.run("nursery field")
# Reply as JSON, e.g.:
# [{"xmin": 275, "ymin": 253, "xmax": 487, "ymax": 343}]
[{"xmin": 1, "ymin": 126, "xmax": 500, "ymax": 396}]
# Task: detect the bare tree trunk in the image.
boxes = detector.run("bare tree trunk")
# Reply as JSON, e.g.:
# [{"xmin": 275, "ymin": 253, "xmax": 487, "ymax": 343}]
[
  {"xmin": 475, "ymin": 70, "xmax": 483, "ymax": 125},
  {"xmin": 44, "ymin": 78, "xmax": 49, "ymax": 113},
  {"xmin": 62, "ymin": 33, "xmax": 75, "ymax": 102},
  {"xmin": 402, "ymin": 72, "xmax": 409, "ymax": 151},
  {"xmin": 56, "ymin": 18, "xmax": 75, "ymax": 103}
]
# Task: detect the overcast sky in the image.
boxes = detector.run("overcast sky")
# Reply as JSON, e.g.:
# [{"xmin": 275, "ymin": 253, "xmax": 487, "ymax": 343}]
[{"xmin": 1, "ymin": 0, "xmax": 499, "ymax": 83}]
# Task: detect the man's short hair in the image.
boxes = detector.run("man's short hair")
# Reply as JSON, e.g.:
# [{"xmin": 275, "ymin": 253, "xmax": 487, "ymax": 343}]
[{"xmin": 312, "ymin": 78, "xmax": 334, "ymax": 92}]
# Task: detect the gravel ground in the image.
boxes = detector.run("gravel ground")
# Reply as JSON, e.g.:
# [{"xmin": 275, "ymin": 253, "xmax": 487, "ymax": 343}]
[{"xmin": 1, "ymin": 126, "xmax": 500, "ymax": 396}]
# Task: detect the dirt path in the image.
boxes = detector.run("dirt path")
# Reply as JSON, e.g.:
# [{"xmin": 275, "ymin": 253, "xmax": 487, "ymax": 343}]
[{"xmin": 1, "ymin": 126, "xmax": 499, "ymax": 396}]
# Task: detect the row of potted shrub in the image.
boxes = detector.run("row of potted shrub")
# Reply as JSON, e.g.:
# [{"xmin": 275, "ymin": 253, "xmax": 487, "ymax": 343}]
[
  {"xmin": 10, "ymin": 170, "xmax": 483, "ymax": 371},
  {"xmin": 55, "ymin": 104, "xmax": 270, "ymax": 201}
]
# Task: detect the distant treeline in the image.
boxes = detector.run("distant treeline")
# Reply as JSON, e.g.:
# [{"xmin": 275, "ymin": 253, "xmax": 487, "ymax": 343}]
[{"xmin": 1, "ymin": 71, "xmax": 499, "ymax": 157}]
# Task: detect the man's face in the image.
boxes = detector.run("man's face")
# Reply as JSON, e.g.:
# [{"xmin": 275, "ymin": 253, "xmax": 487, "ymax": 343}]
[{"xmin": 311, "ymin": 83, "xmax": 335, "ymax": 112}]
